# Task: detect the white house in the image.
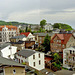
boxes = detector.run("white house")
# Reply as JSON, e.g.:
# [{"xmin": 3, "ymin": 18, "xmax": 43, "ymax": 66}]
[
  {"xmin": 20, "ymin": 32, "xmax": 35, "ymax": 41},
  {"xmin": 44, "ymin": 23, "xmax": 53, "ymax": 31},
  {"xmin": 0, "ymin": 43, "xmax": 17, "ymax": 59},
  {"xmin": 63, "ymin": 46, "xmax": 75, "ymax": 70},
  {"xmin": 0, "ymin": 25, "xmax": 19, "ymax": 43},
  {"xmin": 15, "ymin": 49, "xmax": 45, "ymax": 70}
]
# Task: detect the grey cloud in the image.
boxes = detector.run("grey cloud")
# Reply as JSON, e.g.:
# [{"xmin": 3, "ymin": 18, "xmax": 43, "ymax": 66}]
[{"xmin": 0, "ymin": 0, "xmax": 75, "ymax": 28}]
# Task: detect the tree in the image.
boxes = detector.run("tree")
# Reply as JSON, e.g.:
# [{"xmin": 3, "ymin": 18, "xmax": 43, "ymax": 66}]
[
  {"xmin": 25, "ymin": 26, "xmax": 28, "ymax": 32},
  {"xmin": 53, "ymin": 53, "xmax": 61, "ymax": 64},
  {"xmin": 27, "ymin": 28, "xmax": 31, "ymax": 32},
  {"xmin": 40, "ymin": 19, "xmax": 46, "ymax": 28},
  {"xmin": 53, "ymin": 23, "xmax": 60, "ymax": 28},
  {"xmin": 42, "ymin": 34, "xmax": 50, "ymax": 53}
]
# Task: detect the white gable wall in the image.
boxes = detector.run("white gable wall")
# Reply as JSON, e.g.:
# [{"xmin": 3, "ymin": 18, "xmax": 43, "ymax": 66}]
[
  {"xmin": 28, "ymin": 52, "xmax": 45, "ymax": 70},
  {"xmin": 1, "ymin": 45, "xmax": 17, "ymax": 59}
]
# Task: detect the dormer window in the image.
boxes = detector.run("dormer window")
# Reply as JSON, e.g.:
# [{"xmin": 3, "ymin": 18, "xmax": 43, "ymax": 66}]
[{"xmin": 9, "ymin": 46, "xmax": 12, "ymax": 49}]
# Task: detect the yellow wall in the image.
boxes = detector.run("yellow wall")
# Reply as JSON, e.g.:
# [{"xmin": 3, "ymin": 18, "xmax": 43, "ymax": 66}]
[{"xmin": 5, "ymin": 66, "xmax": 25, "ymax": 75}]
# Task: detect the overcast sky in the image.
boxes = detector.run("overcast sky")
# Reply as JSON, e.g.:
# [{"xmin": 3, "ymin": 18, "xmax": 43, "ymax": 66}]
[{"xmin": 0, "ymin": 0, "xmax": 75, "ymax": 28}]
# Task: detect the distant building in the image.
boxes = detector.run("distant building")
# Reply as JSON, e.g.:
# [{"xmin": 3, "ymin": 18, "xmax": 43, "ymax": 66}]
[
  {"xmin": 52, "ymin": 28, "xmax": 60, "ymax": 33},
  {"xmin": 44, "ymin": 23, "xmax": 53, "ymax": 31},
  {"xmin": 63, "ymin": 46, "xmax": 75, "ymax": 70},
  {"xmin": 0, "ymin": 43, "xmax": 17, "ymax": 59},
  {"xmin": 33, "ymin": 33, "xmax": 54, "ymax": 46},
  {"xmin": 10, "ymin": 41, "xmax": 25, "ymax": 51},
  {"xmin": 20, "ymin": 32, "xmax": 35, "ymax": 41},
  {"xmin": 30, "ymin": 25, "xmax": 40, "ymax": 31},
  {"xmin": 50, "ymin": 33, "xmax": 75, "ymax": 53},
  {"xmin": 0, "ymin": 56, "xmax": 25, "ymax": 75},
  {"xmin": 0, "ymin": 25, "xmax": 19, "ymax": 43},
  {"xmin": 15, "ymin": 49, "xmax": 45, "ymax": 70},
  {"xmin": 10, "ymin": 35, "xmax": 27, "ymax": 42}
]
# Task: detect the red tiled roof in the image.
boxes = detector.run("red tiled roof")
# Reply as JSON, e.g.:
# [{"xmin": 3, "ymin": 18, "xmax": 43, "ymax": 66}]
[
  {"xmin": 20, "ymin": 32, "xmax": 30, "ymax": 37},
  {"xmin": 51, "ymin": 33, "xmax": 72, "ymax": 44},
  {"xmin": 0, "ymin": 25, "xmax": 17, "ymax": 31}
]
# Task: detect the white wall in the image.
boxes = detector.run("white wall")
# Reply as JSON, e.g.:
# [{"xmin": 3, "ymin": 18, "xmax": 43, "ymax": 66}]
[
  {"xmin": 28, "ymin": 52, "xmax": 45, "ymax": 70},
  {"xmin": 1, "ymin": 45, "xmax": 17, "ymax": 59},
  {"xmin": 63, "ymin": 47, "xmax": 75, "ymax": 68},
  {"xmin": 16, "ymin": 52, "xmax": 45, "ymax": 70}
]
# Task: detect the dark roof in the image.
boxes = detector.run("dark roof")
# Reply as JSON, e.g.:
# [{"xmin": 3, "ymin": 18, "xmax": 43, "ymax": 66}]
[
  {"xmin": 0, "ymin": 56, "xmax": 24, "ymax": 67},
  {"xmin": 10, "ymin": 40, "xmax": 24, "ymax": 44},
  {"xmin": 0, "ymin": 43, "xmax": 11, "ymax": 50},
  {"xmin": 33, "ymin": 33, "xmax": 54, "ymax": 36},
  {"xmin": 10, "ymin": 35, "xmax": 26, "ymax": 39},
  {"xmin": 16, "ymin": 49, "xmax": 37, "ymax": 58},
  {"xmin": 72, "ymin": 46, "xmax": 75, "ymax": 49}
]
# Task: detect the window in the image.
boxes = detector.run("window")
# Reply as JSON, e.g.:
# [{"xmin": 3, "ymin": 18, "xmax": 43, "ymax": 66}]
[
  {"xmin": 62, "ymin": 44, "xmax": 64, "ymax": 48},
  {"xmin": 33, "ymin": 55, "xmax": 35, "ymax": 59},
  {"xmin": 38, "ymin": 53, "xmax": 40, "ymax": 58},
  {"xmin": 73, "ymin": 51, "xmax": 74, "ymax": 54},
  {"xmin": 70, "ymin": 50, "xmax": 72, "ymax": 54},
  {"xmin": 33, "ymin": 62, "xmax": 35, "ymax": 66},
  {"xmin": 73, "ymin": 57, "xmax": 74, "ymax": 61},
  {"xmin": 40, "ymin": 41, "xmax": 41, "ymax": 43},
  {"xmin": 13, "ymin": 69, "xmax": 16, "ymax": 74},
  {"xmin": 39, "ymin": 60, "xmax": 41, "ymax": 65}
]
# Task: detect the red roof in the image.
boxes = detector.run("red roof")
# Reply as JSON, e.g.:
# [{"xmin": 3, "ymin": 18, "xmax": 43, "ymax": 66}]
[
  {"xmin": 51, "ymin": 33, "xmax": 73, "ymax": 44},
  {"xmin": 0, "ymin": 25, "xmax": 17, "ymax": 31},
  {"xmin": 20, "ymin": 32, "xmax": 30, "ymax": 37},
  {"xmin": 45, "ymin": 57, "xmax": 53, "ymax": 63}
]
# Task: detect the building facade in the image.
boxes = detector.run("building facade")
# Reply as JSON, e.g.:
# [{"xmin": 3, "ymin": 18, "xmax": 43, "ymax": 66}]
[
  {"xmin": 63, "ymin": 47, "xmax": 75, "ymax": 70},
  {"xmin": 50, "ymin": 33, "xmax": 75, "ymax": 53},
  {"xmin": 0, "ymin": 56, "xmax": 25, "ymax": 75},
  {"xmin": 0, "ymin": 43, "xmax": 17, "ymax": 59},
  {"xmin": 0, "ymin": 25, "xmax": 19, "ymax": 43},
  {"xmin": 15, "ymin": 49, "xmax": 45, "ymax": 70},
  {"xmin": 20, "ymin": 32, "xmax": 35, "ymax": 41},
  {"xmin": 44, "ymin": 23, "xmax": 53, "ymax": 31},
  {"xmin": 33, "ymin": 33, "xmax": 54, "ymax": 46}
]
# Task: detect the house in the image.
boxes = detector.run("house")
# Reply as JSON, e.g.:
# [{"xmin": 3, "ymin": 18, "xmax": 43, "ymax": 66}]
[
  {"xmin": 15, "ymin": 49, "xmax": 45, "ymax": 70},
  {"xmin": 44, "ymin": 23, "xmax": 53, "ymax": 31},
  {"xmin": 33, "ymin": 33, "xmax": 54, "ymax": 46},
  {"xmin": 63, "ymin": 46, "xmax": 75, "ymax": 70},
  {"xmin": 0, "ymin": 56, "xmax": 25, "ymax": 75},
  {"xmin": 25, "ymin": 41, "xmax": 35, "ymax": 49},
  {"xmin": 10, "ymin": 35, "xmax": 27, "ymax": 42},
  {"xmin": 0, "ymin": 43, "xmax": 17, "ymax": 59},
  {"xmin": 54, "ymin": 69, "xmax": 75, "ymax": 75},
  {"xmin": 30, "ymin": 24, "xmax": 40, "ymax": 31},
  {"xmin": 52, "ymin": 28, "xmax": 60, "ymax": 33},
  {"xmin": 0, "ymin": 25, "xmax": 19, "ymax": 43},
  {"xmin": 20, "ymin": 32, "xmax": 35, "ymax": 41},
  {"xmin": 10, "ymin": 41, "xmax": 25, "ymax": 51},
  {"xmin": 50, "ymin": 33, "xmax": 75, "ymax": 53}
]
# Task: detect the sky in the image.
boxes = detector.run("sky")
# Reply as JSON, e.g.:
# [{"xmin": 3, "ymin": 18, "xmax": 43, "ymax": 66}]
[{"xmin": 0, "ymin": 0, "xmax": 75, "ymax": 28}]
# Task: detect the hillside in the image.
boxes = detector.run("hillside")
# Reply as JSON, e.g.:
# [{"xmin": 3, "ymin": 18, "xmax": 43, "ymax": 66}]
[
  {"xmin": 0, "ymin": 20, "xmax": 29, "ymax": 25},
  {"xmin": 53, "ymin": 23, "xmax": 73, "ymax": 31}
]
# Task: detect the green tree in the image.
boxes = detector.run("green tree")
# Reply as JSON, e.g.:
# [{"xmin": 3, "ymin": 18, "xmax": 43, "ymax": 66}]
[
  {"xmin": 25, "ymin": 26, "xmax": 28, "ymax": 32},
  {"xmin": 53, "ymin": 53, "xmax": 61, "ymax": 64},
  {"xmin": 53, "ymin": 23, "xmax": 60, "ymax": 28},
  {"xmin": 40, "ymin": 19, "xmax": 46, "ymax": 28},
  {"xmin": 27, "ymin": 28, "xmax": 31, "ymax": 32},
  {"xmin": 42, "ymin": 34, "xmax": 50, "ymax": 53}
]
